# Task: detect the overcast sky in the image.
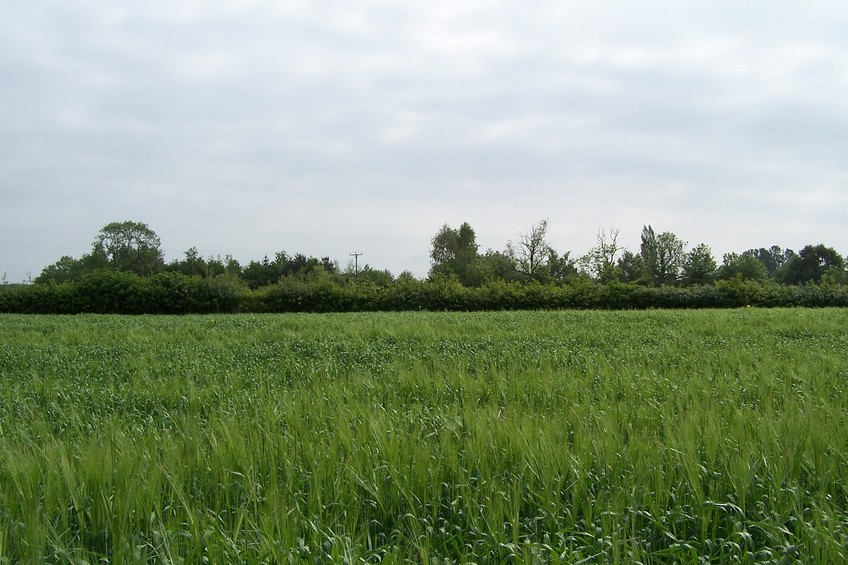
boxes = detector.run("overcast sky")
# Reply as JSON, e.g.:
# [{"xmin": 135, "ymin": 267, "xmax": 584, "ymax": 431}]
[{"xmin": 2, "ymin": 1, "xmax": 847, "ymax": 282}]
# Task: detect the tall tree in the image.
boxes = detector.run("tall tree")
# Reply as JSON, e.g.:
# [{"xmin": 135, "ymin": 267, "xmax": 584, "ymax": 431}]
[
  {"xmin": 429, "ymin": 222, "xmax": 480, "ymax": 286},
  {"xmin": 640, "ymin": 226, "xmax": 686, "ymax": 285},
  {"xmin": 92, "ymin": 221, "xmax": 164, "ymax": 276},
  {"xmin": 682, "ymin": 243, "xmax": 717, "ymax": 286},
  {"xmin": 640, "ymin": 226, "xmax": 659, "ymax": 284}
]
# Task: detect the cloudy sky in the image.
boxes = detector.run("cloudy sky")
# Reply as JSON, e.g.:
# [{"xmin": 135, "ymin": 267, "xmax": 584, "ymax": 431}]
[{"xmin": 2, "ymin": 1, "xmax": 847, "ymax": 282}]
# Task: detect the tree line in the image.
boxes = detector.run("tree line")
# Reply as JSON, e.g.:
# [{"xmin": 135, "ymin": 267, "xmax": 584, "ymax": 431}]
[
  {"xmin": 428, "ymin": 220, "xmax": 846, "ymax": 288},
  {"xmin": 1, "ymin": 219, "xmax": 846, "ymax": 314}
]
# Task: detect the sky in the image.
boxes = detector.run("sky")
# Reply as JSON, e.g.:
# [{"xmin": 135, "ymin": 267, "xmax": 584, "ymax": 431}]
[{"xmin": 2, "ymin": 1, "xmax": 847, "ymax": 282}]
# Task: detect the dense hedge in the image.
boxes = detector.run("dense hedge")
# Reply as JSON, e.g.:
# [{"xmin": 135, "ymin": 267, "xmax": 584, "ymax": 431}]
[
  {"xmin": 2, "ymin": 270, "xmax": 847, "ymax": 314},
  {"xmin": 0, "ymin": 271, "xmax": 243, "ymax": 314}
]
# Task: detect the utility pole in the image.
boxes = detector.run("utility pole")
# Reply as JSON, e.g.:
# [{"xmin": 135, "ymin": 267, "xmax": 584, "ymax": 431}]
[{"xmin": 349, "ymin": 251, "xmax": 363, "ymax": 275}]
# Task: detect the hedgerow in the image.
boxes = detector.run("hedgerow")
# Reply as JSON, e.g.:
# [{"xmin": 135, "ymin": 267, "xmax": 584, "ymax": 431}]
[{"xmin": 2, "ymin": 273, "xmax": 847, "ymax": 314}]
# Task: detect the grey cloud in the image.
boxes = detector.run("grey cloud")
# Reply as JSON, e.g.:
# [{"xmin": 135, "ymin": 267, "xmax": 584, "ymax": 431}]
[{"xmin": 2, "ymin": 2, "xmax": 847, "ymax": 282}]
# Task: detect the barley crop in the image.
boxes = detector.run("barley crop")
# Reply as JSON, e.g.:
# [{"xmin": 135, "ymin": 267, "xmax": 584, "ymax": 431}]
[{"xmin": 0, "ymin": 309, "xmax": 846, "ymax": 562}]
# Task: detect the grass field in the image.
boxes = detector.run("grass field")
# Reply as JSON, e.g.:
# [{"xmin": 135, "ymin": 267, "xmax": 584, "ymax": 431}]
[{"xmin": 0, "ymin": 309, "xmax": 846, "ymax": 563}]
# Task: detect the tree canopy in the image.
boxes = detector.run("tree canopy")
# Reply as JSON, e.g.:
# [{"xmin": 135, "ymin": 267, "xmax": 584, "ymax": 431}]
[
  {"xmin": 23, "ymin": 219, "xmax": 848, "ymax": 298},
  {"xmin": 429, "ymin": 222, "xmax": 481, "ymax": 286},
  {"xmin": 93, "ymin": 221, "xmax": 165, "ymax": 276}
]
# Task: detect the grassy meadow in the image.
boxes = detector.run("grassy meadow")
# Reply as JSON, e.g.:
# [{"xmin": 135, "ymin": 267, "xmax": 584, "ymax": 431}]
[{"xmin": 0, "ymin": 309, "xmax": 846, "ymax": 563}]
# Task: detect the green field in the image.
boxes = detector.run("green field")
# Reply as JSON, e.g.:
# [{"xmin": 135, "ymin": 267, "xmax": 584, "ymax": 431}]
[{"xmin": 0, "ymin": 310, "xmax": 846, "ymax": 563}]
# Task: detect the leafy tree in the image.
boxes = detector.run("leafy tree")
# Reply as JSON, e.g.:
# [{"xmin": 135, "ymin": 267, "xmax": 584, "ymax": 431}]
[
  {"xmin": 747, "ymin": 246, "xmax": 793, "ymax": 276},
  {"xmin": 780, "ymin": 244, "xmax": 845, "ymax": 285},
  {"xmin": 172, "ymin": 247, "xmax": 209, "ymax": 278},
  {"xmin": 545, "ymin": 249, "xmax": 579, "ymax": 284},
  {"xmin": 223, "ymin": 256, "xmax": 243, "ymax": 277},
  {"xmin": 429, "ymin": 222, "xmax": 480, "ymax": 286},
  {"xmin": 507, "ymin": 219, "xmax": 552, "ymax": 281},
  {"xmin": 242, "ymin": 252, "xmax": 337, "ymax": 289},
  {"xmin": 205, "ymin": 255, "xmax": 242, "ymax": 278},
  {"xmin": 352, "ymin": 265, "xmax": 394, "ymax": 287},
  {"xmin": 616, "ymin": 250, "xmax": 645, "ymax": 283},
  {"xmin": 471, "ymin": 250, "xmax": 517, "ymax": 284},
  {"xmin": 396, "ymin": 270, "xmax": 418, "ymax": 283},
  {"xmin": 298, "ymin": 256, "xmax": 338, "ymax": 279},
  {"xmin": 35, "ymin": 255, "xmax": 86, "ymax": 284},
  {"xmin": 288, "ymin": 253, "xmax": 309, "ymax": 275},
  {"xmin": 716, "ymin": 252, "xmax": 769, "ymax": 281},
  {"xmin": 682, "ymin": 243, "xmax": 717, "ymax": 286},
  {"xmin": 93, "ymin": 221, "xmax": 164, "ymax": 276},
  {"xmin": 243, "ymin": 253, "xmax": 294, "ymax": 288},
  {"xmin": 640, "ymin": 226, "xmax": 659, "ymax": 282},
  {"xmin": 640, "ymin": 226, "xmax": 686, "ymax": 285},
  {"xmin": 37, "ymin": 222, "xmax": 157, "ymax": 283},
  {"xmin": 242, "ymin": 256, "xmax": 277, "ymax": 289}
]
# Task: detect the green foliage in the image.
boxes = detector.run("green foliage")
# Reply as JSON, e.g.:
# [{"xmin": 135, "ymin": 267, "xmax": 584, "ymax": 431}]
[
  {"xmin": 242, "ymin": 252, "xmax": 337, "ymax": 289},
  {"xmin": 34, "ymin": 255, "xmax": 86, "ymax": 284},
  {"xmin": 170, "ymin": 246, "xmax": 209, "ymax": 277},
  {"xmin": 36, "ymin": 251, "xmax": 109, "ymax": 284},
  {"xmin": 781, "ymin": 244, "xmax": 846, "ymax": 285},
  {"xmin": 0, "ymin": 272, "xmax": 247, "ymax": 314},
  {"xmin": 34, "ymin": 221, "xmax": 163, "ymax": 283},
  {"xmin": 682, "ymin": 243, "xmax": 717, "ymax": 285},
  {"xmin": 474, "ymin": 250, "xmax": 521, "ymax": 284},
  {"xmin": 580, "ymin": 227, "xmax": 623, "ymax": 283},
  {"xmin": 507, "ymin": 219, "xmax": 552, "ymax": 280},
  {"xmin": 93, "ymin": 220, "xmax": 165, "ymax": 276},
  {"xmin": 429, "ymin": 222, "xmax": 482, "ymax": 286},
  {"xmin": 0, "ymin": 281, "xmax": 81, "ymax": 313},
  {"xmin": 747, "ymin": 245, "xmax": 794, "ymax": 276},
  {"xmin": 641, "ymin": 225, "xmax": 687, "ymax": 286},
  {"xmin": 5, "ymin": 274, "xmax": 848, "ymax": 313},
  {"xmin": 0, "ymin": 310, "xmax": 847, "ymax": 562},
  {"xmin": 148, "ymin": 272, "xmax": 244, "ymax": 314},
  {"xmin": 349, "ymin": 265, "xmax": 394, "ymax": 287},
  {"xmin": 76, "ymin": 270, "xmax": 151, "ymax": 314},
  {"xmin": 198, "ymin": 275, "xmax": 246, "ymax": 313},
  {"xmin": 616, "ymin": 249, "xmax": 645, "ymax": 283},
  {"xmin": 717, "ymin": 252, "xmax": 770, "ymax": 282},
  {"xmin": 16, "ymin": 220, "xmax": 848, "ymax": 315},
  {"xmin": 545, "ymin": 248, "xmax": 579, "ymax": 284}
]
